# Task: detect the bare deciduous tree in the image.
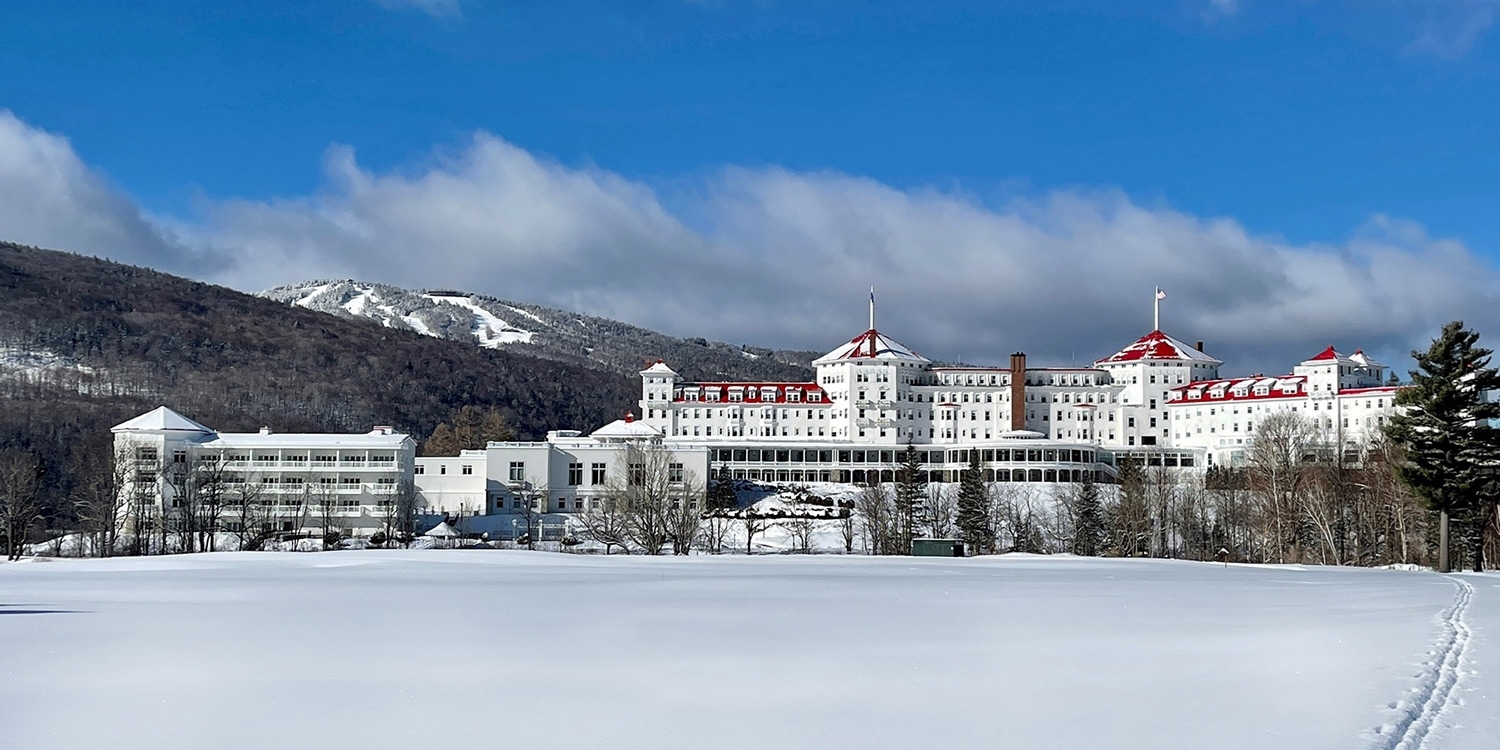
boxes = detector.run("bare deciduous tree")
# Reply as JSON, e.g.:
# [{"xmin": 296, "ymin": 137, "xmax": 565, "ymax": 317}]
[{"xmin": 0, "ymin": 449, "xmax": 44, "ymax": 560}]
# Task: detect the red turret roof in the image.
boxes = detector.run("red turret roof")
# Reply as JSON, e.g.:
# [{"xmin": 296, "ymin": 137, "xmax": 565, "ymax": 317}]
[{"xmin": 1096, "ymin": 331, "xmax": 1221, "ymax": 365}]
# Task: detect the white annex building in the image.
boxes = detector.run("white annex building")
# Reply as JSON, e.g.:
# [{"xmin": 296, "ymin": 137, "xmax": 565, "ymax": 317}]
[{"xmin": 111, "ymin": 407, "xmax": 417, "ymax": 537}]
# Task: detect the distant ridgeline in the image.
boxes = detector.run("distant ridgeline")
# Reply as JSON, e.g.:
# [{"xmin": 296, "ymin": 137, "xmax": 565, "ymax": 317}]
[{"xmin": 260, "ymin": 279, "xmax": 817, "ymax": 383}]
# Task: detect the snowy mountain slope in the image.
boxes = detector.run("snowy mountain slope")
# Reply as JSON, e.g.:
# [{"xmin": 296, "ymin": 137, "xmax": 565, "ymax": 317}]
[{"xmin": 260, "ymin": 279, "xmax": 816, "ymax": 382}]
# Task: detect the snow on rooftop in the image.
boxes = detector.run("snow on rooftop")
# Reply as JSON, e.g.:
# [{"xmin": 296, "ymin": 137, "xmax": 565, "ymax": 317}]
[
  {"xmin": 110, "ymin": 406, "xmax": 216, "ymax": 435},
  {"xmin": 202, "ymin": 431, "xmax": 411, "ymax": 449},
  {"xmin": 1096, "ymin": 330, "xmax": 1221, "ymax": 365},
  {"xmin": 814, "ymin": 328, "xmax": 929, "ymax": 365}
]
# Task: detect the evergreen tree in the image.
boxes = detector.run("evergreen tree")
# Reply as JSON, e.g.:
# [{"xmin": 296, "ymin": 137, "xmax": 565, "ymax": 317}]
[
  {"xmin": 1386, "ymin": 321, "xmax": 1500, "ymax": 572},
  {"xmin": 955, "ymin": 450, "xmax": 991, "ymax": 554},
  {"xmin": 420, "ymin": 423, "xmax": 461, "ymax": 457},
  {"xmin": 706, "ymin": 465, "xmax": 739, "ymax": 511},
  {"xmin": 894, "ymin": 441, "xmax": 928, "ymax": 553},
  {"xmin": 1071, "ymin": 473, "xmax": 1104, "ymax": 556}
]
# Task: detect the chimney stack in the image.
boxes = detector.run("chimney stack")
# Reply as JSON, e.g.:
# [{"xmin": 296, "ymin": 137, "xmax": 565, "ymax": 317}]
[
  {"xmin": 1195, "ymin": 341, "xmax": 1204, "ymax": 352},
  {"xmin": 1009, "ymin": 352, "xmax": 1027, "ymax": 431}
]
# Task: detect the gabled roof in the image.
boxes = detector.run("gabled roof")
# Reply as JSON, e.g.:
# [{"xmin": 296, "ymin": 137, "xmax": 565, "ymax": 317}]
[
  {"xmin": 813, "ymin": 329, "xmax": 929, "ymax": 365},
  {"xmin": 1096, "ymin": 331, "xmax": 1221, "ymax": 365},
  {"xmin": 1349, "ymin": 349, "xmax": 1386, "ymax": 370},
  {"xmin": 1301, "ymin": 345, "xmax": 1357, "ymax": 366},
  {"xmin": 640, "ymin": 359, "xmax": 679, "ymax": 377},
  {"xmin": 590, "ymin": 414, "xmax": 663, "ymax": 441},
  {"xmin": 111, "ymin": 407, "xmax": 216, "ymax": 435}
]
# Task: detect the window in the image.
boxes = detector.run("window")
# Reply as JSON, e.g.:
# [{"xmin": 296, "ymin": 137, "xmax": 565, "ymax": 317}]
[
  {"xmin": 591, "ymin": 463, "xmax": 607, "ymax": 485},
  {"xmin": 414, "ymin": 465, "xmax": 425, "ymax": 475},
  {"xmin": 461, "ymin": 464, "xmax": 473, "ymax": 475},
  {"xmin": 669, "ymin": 462, "xmax": 684, "ymax": 482},
  {"xmin": 568, "ymin": 463, "xmax": 583, "ymax": 486},
  {"xmin": 509, "ymin": 461, "xmax": 525, "ymax": 482}
]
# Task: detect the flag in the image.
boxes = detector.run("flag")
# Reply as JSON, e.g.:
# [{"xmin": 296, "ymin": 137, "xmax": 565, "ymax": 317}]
[{"xmin": 1155, "ymin": 288, "xmax": 1167, "ymax": 300}]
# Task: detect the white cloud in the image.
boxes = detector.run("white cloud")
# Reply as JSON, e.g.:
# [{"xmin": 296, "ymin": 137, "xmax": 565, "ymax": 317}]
[
  {"xmin": 371, "ymin": 0, "xmax": 460, "ymax": 18},
  {"xmin": 1203, "ymin": 0, "xmax": 1242, "ymax": 20},
  {"xmin": 1405, "ymin": 0, "xmax": 1498, "ymax": 58},
  {"xmin": 0, "ymin": 110, "xmax": 227, "ymax": 274},
  {"xmin": 2, "ymin": 112, "xmax": 1497, "ymax": 375}
]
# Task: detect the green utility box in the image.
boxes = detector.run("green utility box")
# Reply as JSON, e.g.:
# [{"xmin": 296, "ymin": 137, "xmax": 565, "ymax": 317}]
[{"xmin": 911, "ymin": 539, "xmax": 965, "ymax": 557}]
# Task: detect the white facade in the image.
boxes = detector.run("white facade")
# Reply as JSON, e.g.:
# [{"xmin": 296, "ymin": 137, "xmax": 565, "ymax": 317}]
[
  {"xmin": 413, "ymin": 419, "xmax": 712, "ymax": 516},
  {"xmin": 637, "ymin": 324, "xmax": 1402, "ymax": 476},
  {"xmin": 1168, "ymin": 346, "xmax": 1398, "ymax": 467},
  {"xmin": 111, "ymin": 407, "xmax": 417, "ymax": 537}
]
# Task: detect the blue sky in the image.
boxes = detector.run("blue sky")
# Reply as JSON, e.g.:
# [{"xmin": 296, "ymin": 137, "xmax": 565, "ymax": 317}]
[{"xmin": 1, "ymin": 0, "xmax": 1498, "ymax": 369}]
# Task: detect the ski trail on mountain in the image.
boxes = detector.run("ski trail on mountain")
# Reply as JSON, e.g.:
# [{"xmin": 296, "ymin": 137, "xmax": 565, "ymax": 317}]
[{"xmin": 1367, "ymin": 577, "xmax": 1474, "ymax": 750}]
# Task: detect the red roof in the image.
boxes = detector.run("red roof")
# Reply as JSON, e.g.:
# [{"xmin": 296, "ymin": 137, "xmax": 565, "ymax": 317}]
[
  {"xmin": 674, "ymin": 382, "xmax": 829, "ymax": 405},
  {"xmin": 1307, "ymin": 345, "xmax": 1341, "ymax": 362},
  {"xmin": 1096, "ymin": 330, "xmax": 1221, "ymax": 365}
]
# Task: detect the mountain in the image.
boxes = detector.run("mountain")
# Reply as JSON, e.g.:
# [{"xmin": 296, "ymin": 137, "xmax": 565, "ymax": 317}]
[
  {"xmin": 0, "ymin": 241, "xmax": 650, "ymax": 516},
  {"xmin": 260, "ymin": 279, "xmax": 817, "ymax": 383}
]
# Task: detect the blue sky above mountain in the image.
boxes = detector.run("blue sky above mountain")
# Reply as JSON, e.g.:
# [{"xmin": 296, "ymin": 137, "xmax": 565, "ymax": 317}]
[{"xmin": 1, "ymin": 1, "xmax": 1498, "ymax": 372}]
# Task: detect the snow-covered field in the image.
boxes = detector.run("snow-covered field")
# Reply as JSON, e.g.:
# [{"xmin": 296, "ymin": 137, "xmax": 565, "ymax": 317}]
[{"xmin": 1, "ymin": 553, "xmax": 1494, "ymax": 749}]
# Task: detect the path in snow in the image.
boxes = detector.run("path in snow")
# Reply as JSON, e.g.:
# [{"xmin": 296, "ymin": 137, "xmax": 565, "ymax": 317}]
[{"xmin": 1372, "ymin": 577, "xmax": 1475, "ymax": 750}]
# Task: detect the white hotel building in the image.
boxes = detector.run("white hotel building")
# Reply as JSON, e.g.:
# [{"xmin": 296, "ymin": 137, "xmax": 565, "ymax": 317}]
[
  {"xmin": 112, "ymin": 311, "xmax": 1403, "ymax": 530},
  {"xmin": 637, "ymin": 319, "xmax": 1400, "ymax": 477}
]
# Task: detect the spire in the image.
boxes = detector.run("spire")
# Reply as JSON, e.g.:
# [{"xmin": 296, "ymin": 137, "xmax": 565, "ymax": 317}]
[{"xmin": 868, "ymin": 287, "xmax": 876, "ymax": 357}]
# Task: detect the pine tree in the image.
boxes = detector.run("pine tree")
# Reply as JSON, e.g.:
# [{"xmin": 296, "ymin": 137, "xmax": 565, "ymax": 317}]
[
  {"xmin": 1071, "ymin": 473, "xmax": 1104, "ymax": 556},
  {"xmin": 894, "ymin": 441, "xmax": 928, "ymax": 554},
  {"xmin": 955, "ymin": 450, "xmax": 991, "ymax": 555},
  {"xmin": 1386, "ymin": 321, "xmax": 1500, "ymax": 572},
  {"xmin": 420, "ymin": 423, "xmax": 461, "ymax": 456},
  {"xmin": 706, "ymin": 465, "xmax": 738, "ymax": 511}
]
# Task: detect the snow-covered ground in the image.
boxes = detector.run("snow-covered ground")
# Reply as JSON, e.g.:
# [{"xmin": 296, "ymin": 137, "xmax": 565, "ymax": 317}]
[{"xmin": 0, "ymin": 553, "xmax": 1494, "ymax": 749}]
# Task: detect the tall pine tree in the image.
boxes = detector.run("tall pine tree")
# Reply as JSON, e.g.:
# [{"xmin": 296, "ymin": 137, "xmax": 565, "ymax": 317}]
[
  {"xmin": 1386, "ymin": 321, "xmax": 1500, "ymax": 572},
  {"xmin": 1071, "ymin": 472, "xmax": 1104, "ymax": 557},
  {"xmin": 955, "ymin": 450, "xmax": 991, "ymax": 555},
  {"xmin": 894, "ymin": 441, "xmax": 928, "ymax": 554}
]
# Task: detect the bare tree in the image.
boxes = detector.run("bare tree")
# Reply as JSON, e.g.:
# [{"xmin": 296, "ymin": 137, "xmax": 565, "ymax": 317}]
[
  {"xmin": 229, "ymin": 474, "xmax": 272, "ymax": 551},
  {"xmin": 75, "ymin": 443, "xmax": 132, "ymax": 557},
  {"xmin": 778, "ymin": 488, "xmax": 819, "ymax": 554},
  {"xmin": 309, "ymin": 482, "xmax": 343, "ymax": 549},
  {"xmin": 0, "ymin": 449, "xmax": 44, "ymax": 560},
  {"xmin": 855, "ymin": 483, "xmax": 896, "ymax": 555},
  {"xmin": 600, "ymin": 442, "xmax": 694, "ymax": 555},
  {"xmin": 739, "ymin": 509, "xmax": 769, "ymax": 555},
  {"xmin": 580, "ymin": 493, "xmax": 631, "ymax": 554},
  {"xmin": 1246, "ymin": 410, "xmax": 1323, "ymax": 564},
  {"xmin": 510, "ymin": 482, "xmax": 549, "ymax": 550}
]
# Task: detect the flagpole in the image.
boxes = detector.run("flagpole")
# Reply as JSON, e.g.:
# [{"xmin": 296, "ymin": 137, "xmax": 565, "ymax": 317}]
[
  {"xmin": 1153, "ymin": 287, "xmax": 1160, "ymax": 332},
  {"xmin": 869, "ymin": 287, "xmax": 875, "ymax": 331}
]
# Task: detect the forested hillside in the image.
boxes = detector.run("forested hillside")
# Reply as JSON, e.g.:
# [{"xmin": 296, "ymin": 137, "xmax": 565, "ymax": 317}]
[{"xmin": 0, "ymin": 241, "xmax": 647, "ymax": 523}]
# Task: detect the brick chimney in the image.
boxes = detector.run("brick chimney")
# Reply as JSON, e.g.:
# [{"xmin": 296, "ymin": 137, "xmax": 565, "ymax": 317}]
[{"xmin": 1009, "ymin": 352, "xmax": 1027, "ymax": 431}]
